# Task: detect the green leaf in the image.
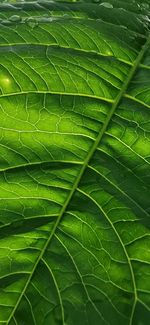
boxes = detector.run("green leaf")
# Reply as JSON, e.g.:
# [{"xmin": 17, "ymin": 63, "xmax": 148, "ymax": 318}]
[{"xmin": 0, "ymin": 0, "xmax": 150, "ymax": 324}]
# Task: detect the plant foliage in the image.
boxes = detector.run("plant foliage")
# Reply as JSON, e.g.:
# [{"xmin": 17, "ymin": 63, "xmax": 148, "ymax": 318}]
[{"xmin": 0, "ymin": 0, "xmax": 150, "ymax": 324}]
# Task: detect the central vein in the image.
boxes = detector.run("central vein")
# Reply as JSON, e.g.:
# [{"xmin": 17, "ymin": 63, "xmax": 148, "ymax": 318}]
[{"xmin": 7, "ymin": 32, "xmax": 150, "ymax": 325}]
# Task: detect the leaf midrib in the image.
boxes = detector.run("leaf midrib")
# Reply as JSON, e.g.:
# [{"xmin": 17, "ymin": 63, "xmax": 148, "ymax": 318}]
[{"xmin": 6, "ymin": 32, "xmax": 150, "ymax": 325}]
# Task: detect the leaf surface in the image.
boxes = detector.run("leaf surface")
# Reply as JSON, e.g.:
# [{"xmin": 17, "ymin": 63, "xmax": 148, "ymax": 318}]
[{"xmin": 0, "ymin": 1, "xmax": 150, "ymax": 324}]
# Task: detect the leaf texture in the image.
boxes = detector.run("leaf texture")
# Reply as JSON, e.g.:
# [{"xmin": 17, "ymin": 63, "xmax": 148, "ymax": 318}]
[{"xmin": 0, "ymin": 1, "xmax": 150, "ymax": 324}]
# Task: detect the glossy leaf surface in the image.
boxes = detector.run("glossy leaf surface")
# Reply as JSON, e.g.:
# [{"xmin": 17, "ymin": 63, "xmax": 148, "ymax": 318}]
[{"xmin": 0, "ymin": 1, "xmax": 150, "ymax": 324}]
